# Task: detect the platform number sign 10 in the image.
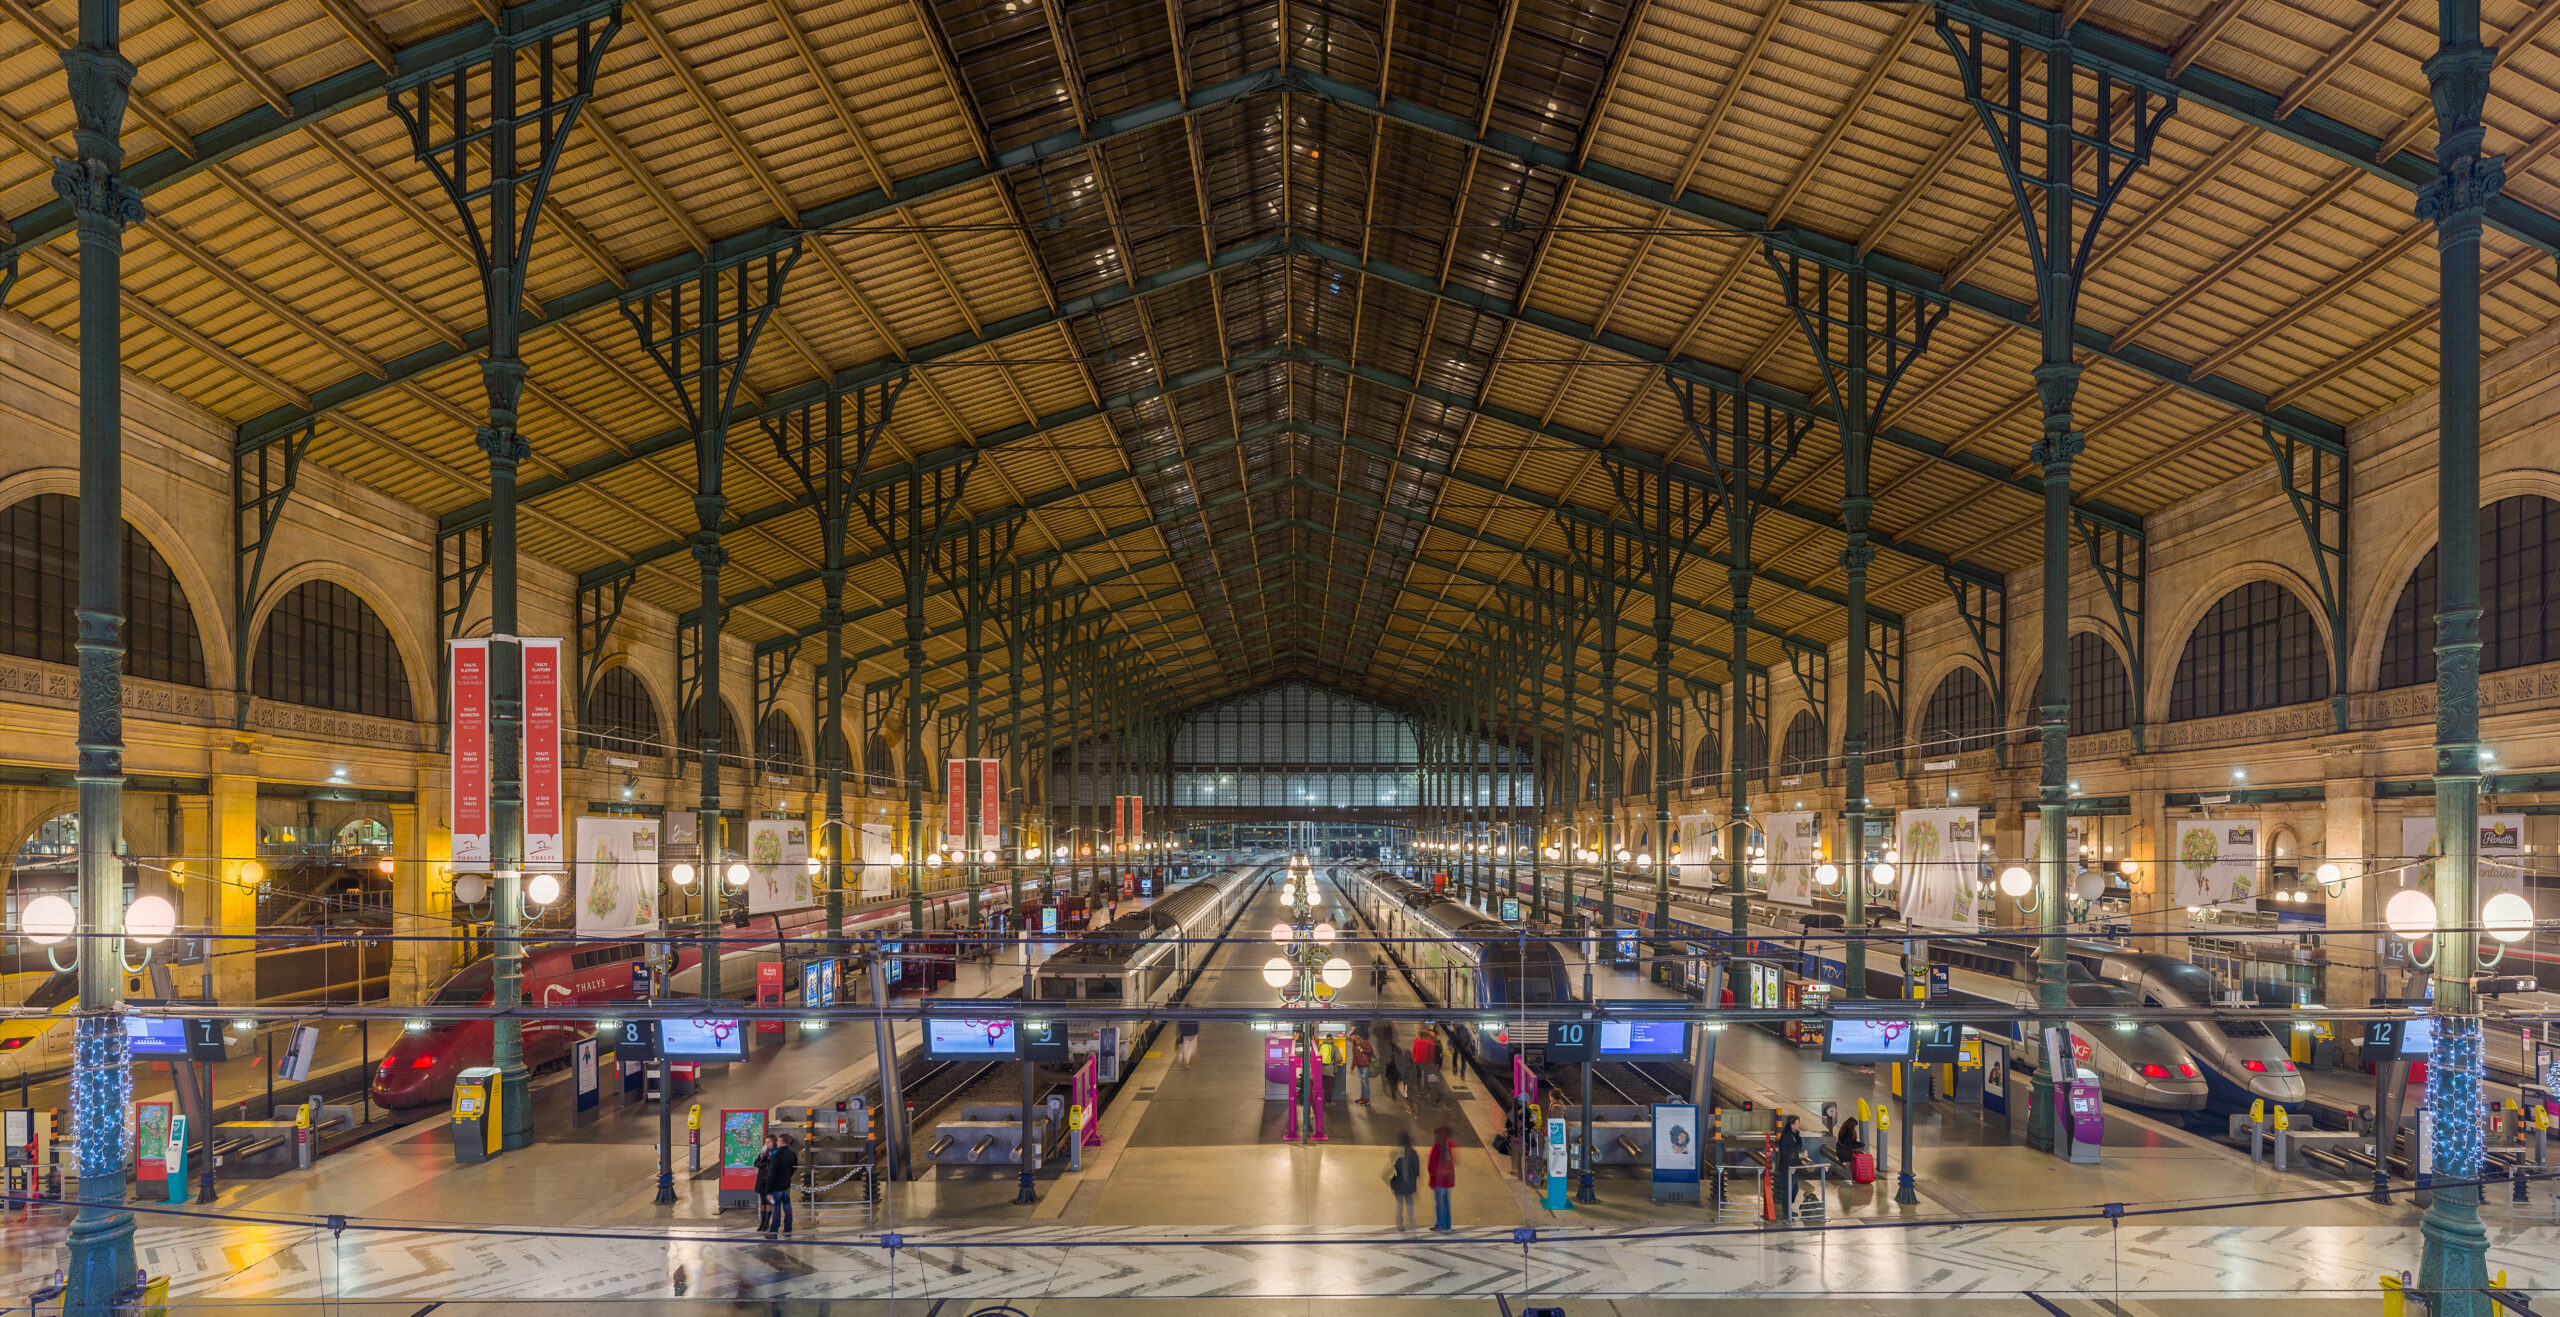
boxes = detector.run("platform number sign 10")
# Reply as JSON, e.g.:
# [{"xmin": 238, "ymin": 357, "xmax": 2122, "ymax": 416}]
[{"xmin": 1547, "ymin": 1018, "xmax": 1596, "ymax": 1063}]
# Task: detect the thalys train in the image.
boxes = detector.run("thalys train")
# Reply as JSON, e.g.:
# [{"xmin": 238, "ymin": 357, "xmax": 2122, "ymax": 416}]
[{"xmin": 370, "ymin": 880, "xmax": 1014, "ymax": 1111}]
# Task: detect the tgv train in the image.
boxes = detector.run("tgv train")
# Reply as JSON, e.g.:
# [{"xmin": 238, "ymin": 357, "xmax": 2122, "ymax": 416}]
[
  {"xmin": 1536, "ymin": 872, "xmax": 2211, "ymax": 1110},
  {"xmin": 2080, "ymin": 949, "xmax": 2306, "ymax": 1110},
  {"xmin": 1034, "ymin": 863, "xmax": 1261, "ymax": 1003},
  {"xmin": 371, "ymin": 880, "xmax": 1015, "ymax": 1111},
  {"xmin": 1339, "ymin": 867, "xmax": 1572, "ymax": 1070}
]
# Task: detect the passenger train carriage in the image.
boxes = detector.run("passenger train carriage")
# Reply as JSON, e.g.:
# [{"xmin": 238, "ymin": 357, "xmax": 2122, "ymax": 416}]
[
  {"xmin": 1338, "ymin": 867, "xmax": 1571, "ymax": 1069},
  {"xmin": 1033, "ymin": 863, "xmax": 1260, "ymax": 1005},
  {"xmin": 371, "ymin": 879, "xmax": 1018, "ymax": 1111}
]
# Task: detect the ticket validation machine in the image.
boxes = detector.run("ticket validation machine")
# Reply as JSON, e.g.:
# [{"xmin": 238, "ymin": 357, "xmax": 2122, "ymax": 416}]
[{"xmin": 453, "ymin": 1067, "xmax": 503, "ymax": 1163}]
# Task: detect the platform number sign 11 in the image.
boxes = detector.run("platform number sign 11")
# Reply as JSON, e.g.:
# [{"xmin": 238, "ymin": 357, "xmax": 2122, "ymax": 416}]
[{"xmin": 1547, "ymin": 1018, "xmax": 1596, "ymax": 1063}]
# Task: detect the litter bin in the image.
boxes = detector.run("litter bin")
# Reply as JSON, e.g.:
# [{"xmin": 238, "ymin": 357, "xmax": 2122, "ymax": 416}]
[{"xmin": 452, "ymin": 1067, "xmax": 502, "ymax": 1163}]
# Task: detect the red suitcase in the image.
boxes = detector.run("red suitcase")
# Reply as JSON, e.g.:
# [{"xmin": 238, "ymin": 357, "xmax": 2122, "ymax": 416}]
[{"xmin": 1850, "ymin": 1152, "xmax": 1876, "ymax": 1184}]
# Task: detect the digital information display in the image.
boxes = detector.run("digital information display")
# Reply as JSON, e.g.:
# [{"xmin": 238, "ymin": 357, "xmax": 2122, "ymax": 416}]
[
  {"xmin": 659, "ymin": 1017, "xmax": 748, "ymax": 1061},
  {"xmin": 924, "ymin": 1018, "xmax": 1017, "ymax": 1060},
  {"xmin": 1822, "ymin": 1018, "xmax": 1916, "ymax": 1063},
  {"xmin": 1597, "ymin": 1018, "xmax": 1688, "ymax": 1058},
  {"xmin": 124, "ymin": 1016, "xmax": 191, "ymax": 1057}
]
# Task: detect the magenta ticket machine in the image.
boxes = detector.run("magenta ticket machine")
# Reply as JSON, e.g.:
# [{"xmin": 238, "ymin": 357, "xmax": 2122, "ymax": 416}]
[
  {"xmin": 1265, "ymin": 1032, "xmax": 1296, "ymax": 1099},
  {"xmin": 2062, "ymin": 1076, "xmax": 2104, "ymax": 1164}
]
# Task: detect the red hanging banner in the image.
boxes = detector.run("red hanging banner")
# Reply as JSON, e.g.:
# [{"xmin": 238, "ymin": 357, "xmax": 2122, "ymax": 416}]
[
  {"xmin": 946, "ymin": 758, "xmax": 966, "ymax": 845},
  {"xmin": 980, "ymin": 758, "xmax": 1001, "ymax": 852},
  {"xmin": 521, "ymin": 638, "xmax": 564, "ymax": 869},
  {"xmin": 450, "ymin": 640, "xmax": 490, "ymax": 867}
]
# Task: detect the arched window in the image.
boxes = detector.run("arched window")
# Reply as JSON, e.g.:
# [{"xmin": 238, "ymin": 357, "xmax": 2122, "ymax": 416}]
[
  {"xmin": 676, "ymin": 698, "xmax": 745, "ymax": 767},
  {"xmin": 0, "ymin": 494, "xmax": 207, "ymax": 686},
  {"xmin": 865, "ymin": 733, "xmax": 897, "ymax": 782},
  {"xmin": 2169, "ymin": 581, "xmax": 2329, "ymax": 720},
  {"xmin": 757, "ymin": 710, "xmax": 806, "ymax": 777},
  {"xmin": 582, "ymin": 666, "xmax": 661, "ymax": 756},
  {"xmin": 1627, "ymin": 753, "xmax": 1652, "ymax": 796},
  {"xmin": 1689, "ymin": 733, "xmax": 1723, "ymax": 784},
  {"xmin": 1778, "ymin": 711, "xmax": 1823, "ymax": 776},
  {"xmin": 1861, "ymin": 691, "xmax": 1901, "ymax": 772},
  {"xmin": 1918, "ymin": 666, "xmax": 1996, "ymax": 754},
  {"xmin": 2380, "ymin": 495, "xmax": 2560, "ymax": 689},
  {"xmin": 1738, "ymin": 718, "xmax": 1768, "ymax": 779},
  {"xmin": 254, "ymin": 580, "xmax": 413, "ymax": 719},
  {"xmin": 2068, "ymin": 632, "xmax": 2133, "ymax": 735}
]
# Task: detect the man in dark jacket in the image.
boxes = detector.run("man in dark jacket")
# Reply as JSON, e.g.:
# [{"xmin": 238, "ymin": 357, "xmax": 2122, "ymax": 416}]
[
  {"xmin": 754, "ymin": 1134, "xmax": 799, "ymax": 1235},
  {"xmin": 1774, "ymin": 1116, "xmax": 1805, "ymax": 1222}
]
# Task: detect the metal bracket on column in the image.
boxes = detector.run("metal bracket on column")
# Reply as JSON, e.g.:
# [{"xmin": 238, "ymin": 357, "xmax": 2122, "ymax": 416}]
[
  {"xmin": 863, "ymin": 676, "xmax": 900, "ymax": 789},
  {"xmin": 2259, "ymin": 419, "xmax": 2349, "ymax": 733},
  {"xmin": 2074, "ymin": 512, "xmax": 2148, "ymax": 748},
  {"xmin": 0, "ymin": 257, "xmax": 17, "ymax": 307},
  {"xmin": 624, "ymin": 242, "xmax": 805, "ymax": 439},
  {"xmin": 1742, "ymin": 667, "xmax": 1771, "ymax": 789},
  {"xmin": 1865, "ymin": 616, "xmax": 1906, "ymax": 776},
  {"xmin": 1944, "ymin": 569, "xmax": 2009, "ymax": 766},
  {"xmin": 574, "ymin": 567, "xmax": 635, "ymax": 764},
  {"xmin": 1783, "ymin": 640, "xmax": 1831, "ymax": 786},
  {"xmin": 861, "ymin": 452, "xmax": 979, "ymax": 583},
  {"xmin": 387, "ymin": 2, "xmax": 624, "ymax": 289},
  {"xmin": 754, "ymin": 645, "xmax": 798, "ymax": 740},
  {"xmin": 1684, "ymin": 675, "xmax": 1723, "ymax": 793},
  {"xmin": 232, "ymin": 418, "xmax": 320, "ymax": 728},
  {"xmin": 1935, "ymin": 6, "xmax": 2175, "ymax": 314},
  {"xmin": 677, "ymin": 617, "xmax": 703, "ymax": 759},
  {"xmin": 431, "ymin": 522, "xmax": 493, "ymax": 747},
  {"xmin": 1762, "ymin": 247, "xmax": 1950, "ymax": 434}
]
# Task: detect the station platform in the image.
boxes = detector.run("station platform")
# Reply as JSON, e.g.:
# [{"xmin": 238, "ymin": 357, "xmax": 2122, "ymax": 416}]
[{"xmin": 2, "ymin": 872, "xmax": 2555, "ymax": 1309}]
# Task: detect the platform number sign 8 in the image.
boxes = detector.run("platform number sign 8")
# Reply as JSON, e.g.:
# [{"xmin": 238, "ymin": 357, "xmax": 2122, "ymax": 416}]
[
  {"xmin": 1547, "ymin": 1019, "xmax": 1595, "ymax": 1063},
  {"xmin": 617, "ymin": 1020, "xmax": 657, "ymax": 1061}
]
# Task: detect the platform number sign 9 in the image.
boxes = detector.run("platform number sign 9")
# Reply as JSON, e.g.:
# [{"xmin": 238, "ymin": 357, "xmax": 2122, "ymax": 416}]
[{"xmin": 1546, "ymin": 1019, "xmax": 1596, "ymax": 1063}]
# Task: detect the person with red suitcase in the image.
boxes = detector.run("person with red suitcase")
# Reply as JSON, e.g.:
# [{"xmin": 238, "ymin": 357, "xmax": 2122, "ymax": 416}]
[{"xmin": 1833, "ymin": 1112, "xmax": 1874, "ymax": 1184}]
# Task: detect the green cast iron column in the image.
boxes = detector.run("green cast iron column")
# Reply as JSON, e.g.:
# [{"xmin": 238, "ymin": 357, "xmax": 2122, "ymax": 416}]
[
  {"xmin": 59, "ymin": 0, "xmax": 143, "ymax": 1299},
  {"xmin": 2416, "ymin": 0, "xmax": 2499, "ymax": 1304}
]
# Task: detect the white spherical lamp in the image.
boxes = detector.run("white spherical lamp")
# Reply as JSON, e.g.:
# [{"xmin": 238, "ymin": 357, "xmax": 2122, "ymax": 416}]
[
  {"xmin": 1261, "ymin": 957, "xmax": 1294, "ymax": 988},
  {"xmin": 1813, "ymin": 863, "xmax": 1839, "ymax": 888},
  {"xmin": 1321, "ymin": 957, "xmax": 1354, "ymax": 989},
  {"xmin": 122, "ymin": 886, "xmax": 176, "ymax": 937},
  {"xmin": 2072, "ymin": 870, "xmax": 2106, "ymax": 903},
  {"xmin": 1271, "ymin": 922, "xmax": 1294, "ymax": 944},
  {"xmin": 1998, "ymin": 866, "xmax": 2034, "ymax": 899},
  {"xmin": 527, "ymin": 872, "xmax": 562, "ymax": 906},
  {"xmin": 2483, "ymin": 890, "xmax": 2535, "ymax": 943},
  {"xmin": 725, "ymin": 862, "xmax": 750, "ymax": 888},
  {"xmin": 2383, "ymin": 887, "xmax": 2438, "ymax": 938},
  {"xmin": 671, "ymin": 862, "xmax": 696, "ymax": 888},
  {"xmin": 18, "ymin": 893, "xmax": 73, "ymax": 945},
  {"xmin": 453, "ymin": 873, "xmax": 490, "ymax": 905},
  {"xmin": 1870, "ymin": 862, "xmax": 1896, "ymax": 887},
  {"xmin": 1313, "ymin": 922, "xmax": 1337, "ymax": 944}
]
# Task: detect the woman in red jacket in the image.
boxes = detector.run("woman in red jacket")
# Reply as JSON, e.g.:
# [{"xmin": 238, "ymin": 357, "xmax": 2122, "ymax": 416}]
[{"xmin": 1428, "ymin": 1125, "xmax": 1456, "ymax": 1230}]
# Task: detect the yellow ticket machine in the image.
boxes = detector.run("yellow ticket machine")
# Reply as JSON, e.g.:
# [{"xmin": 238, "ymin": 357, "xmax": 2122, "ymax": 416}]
[{"xmin": 453, "ymin": 1067, "xmax": 502, "ymax": 1163}]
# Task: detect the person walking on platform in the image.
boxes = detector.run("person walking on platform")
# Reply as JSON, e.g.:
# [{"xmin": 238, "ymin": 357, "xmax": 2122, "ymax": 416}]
[
  {"xmin": 1176, "ymin": 1017, "xmax": 1200, "ymax": 1070},
  {"xmin": 1370, "ymin": 958, "xmax": 1389, "ymax": 996},
  {"xmin": 1352, "ymin": 1030, "xmax": 1376, "ymax": 1104},
  {"xmin": 1774, "ymin": 1115, "xmax": 1805, "ymax": 1223},
  {"xmin": 1387, "ymin": 1131, "xmax": 1421, "ymax": 1230},
  {"xmin": 1411, "ymin": 1028, "xmax": 1444, "ymax": 1108},
  {"xmin": 1427, "ymin": 1125, "xmax": 1457, "ymax": 1230}
]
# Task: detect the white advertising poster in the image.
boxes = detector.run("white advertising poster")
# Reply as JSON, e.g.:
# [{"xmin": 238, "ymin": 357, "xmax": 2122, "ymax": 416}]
[
  {"xmin": 2020, "ymin": 815, "xmax": 2087, "ymax": 867},
  {"xmin": 860, "ymin": 822, "xmax": 894, "ymax": 901},
  {"xmin": 1899, "ymin": 808, "xmax": 1981, "ymax": 930},
  {"xmin": 1762, "ymin": 811, "xmax": 1818, "ymax": 905},
  {"xmin": 1651, "ymin": 1103, "xmax": 1698, "ymax": 1175},
  {"xmin": 748, "ymin": 818, "xmax": 814, "ymax": 914},
  {"xmin": 1675, "ymin": 812, "xmax": 1716, "ymax": 886},
  {"xmin": 2172, "ymin": 818, "xmax": 2261, "ymax": 906},
  {"xmin": 574, "ymin": 816, "xmax": 660, "ymax": 937},
  {"xmin": 2400, "ymin": 814, "xmax": 2526, "ymax": 902}
]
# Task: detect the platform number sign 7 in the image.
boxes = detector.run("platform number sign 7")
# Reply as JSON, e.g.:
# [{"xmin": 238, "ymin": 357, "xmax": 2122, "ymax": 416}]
[{"xmin": 1547, "ymin": 1019, "xmax": 1595, "ymax": 1063}]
